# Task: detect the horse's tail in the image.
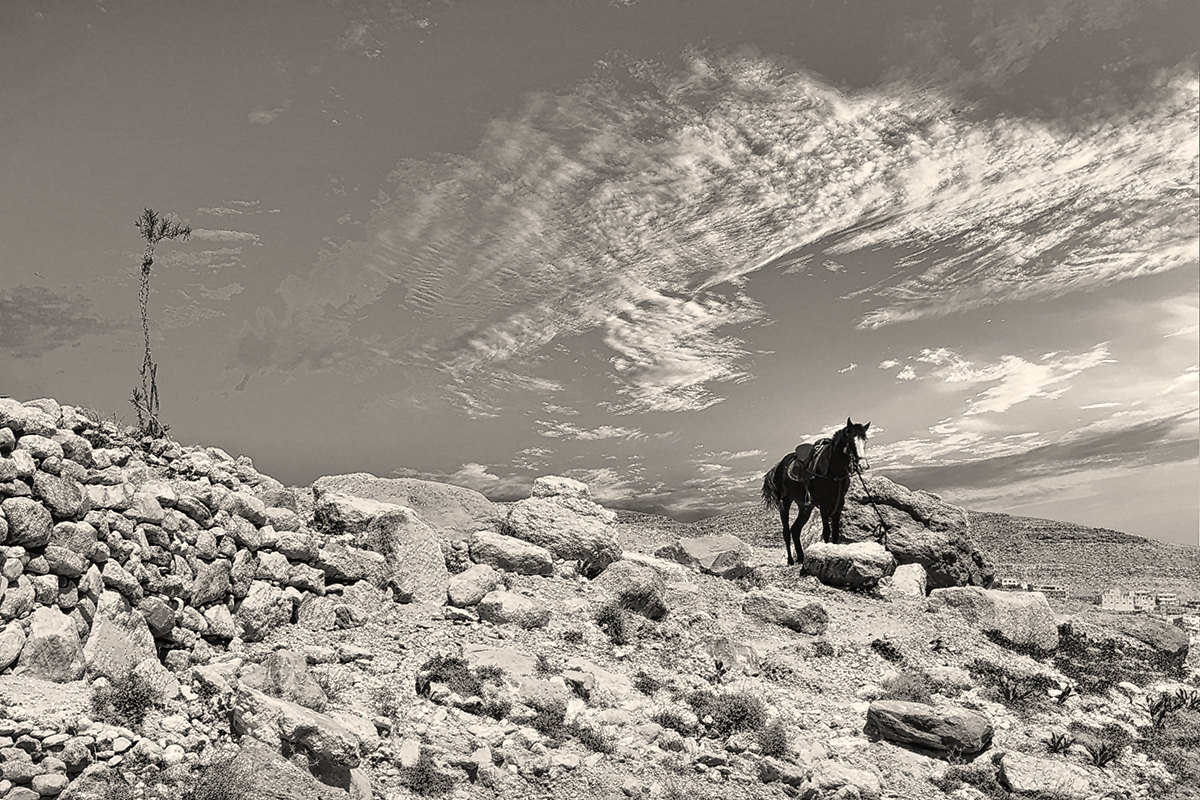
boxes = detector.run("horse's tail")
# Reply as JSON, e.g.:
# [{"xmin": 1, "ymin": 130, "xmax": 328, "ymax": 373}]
[{"xmin": 761, "ymin": 455, "xmax": 787, "ymax": 511}]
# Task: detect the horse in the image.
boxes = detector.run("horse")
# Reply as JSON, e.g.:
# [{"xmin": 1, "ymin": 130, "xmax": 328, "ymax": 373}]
[{"xmin": 761, "ymin": 418, "xmax": 871, "ymax": 566}]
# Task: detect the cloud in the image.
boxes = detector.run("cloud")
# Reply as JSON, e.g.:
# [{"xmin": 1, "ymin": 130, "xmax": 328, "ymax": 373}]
[
  {"xmin": 879, "ymin": 359, "xmax": 899, "ymax": 369},
  {"xmin": 896, "ymin": 366, "xmax": 917, "ymax": 381},
  {"xmin": 248, "ymin": 100, "xmax": 292, "ymax": 125},
  {"xmin": 838, "ymin": 363, "xmax": 857, "ymax": 373},
  {"xmin": 389, "ymin": 462, "xmax": 531, "ymax": 499},
  {"xmin": 198, "ymin": 207, "xmax": 243, "ymax": 217},
  {"xmin": 191, "ymin": 229, "xmax": 261, "ymax": 245},
  {"xmin": 237, "ymin": 44, "xmax": 1195, "ymax": 416},
  {"xmin": 0, "ymin": 285, "xmax": 124, "ymax": 357},
  {"xmin": 901, "ymin": 343, "xmax": 1115, "ymax": 414},
  {"xmin": 536, "ymin": 421, "xmax": 643, "ymax": 441}
]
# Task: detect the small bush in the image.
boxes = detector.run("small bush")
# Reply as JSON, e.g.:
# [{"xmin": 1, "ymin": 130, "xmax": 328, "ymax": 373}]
[
  {"xmin": 569, "ymin": 721, "xmax": 616, "ymax": 753},
  {"xmin": 651, "ymin": 708, "xmax": 696, "ymax": 737},
  {"xmin": 560, "ymin": 628, "xmax": 585, "ymax": 644},
  {"xmin": 1045, "ymin": 731, "xmax": 1075, "ymax": 753},
  {"xmin": 1083, "ymin": 738, "xmax": 1122, "ymax": 767},
  {"xmin": 930, "ymin": 761, "xmax": 1008, "ymax": 797},
  {"xmin": 401, "ymin": 748, "xmax": 456, "ymax": 796},
  {"xmin": 534, "ymin": 653, "xmax": 559, "ymax": 678},
  {"xmin": 417, "ymin": 653, "xmax": 481, "ymax": 698},
  {"xmin": 687, "ymin": 689, "xmax": 767, "ymax": 737},
  {"xmin": 595, "ymin": 602, "xmax": 632, "ymax": 646},
  {"xmin": 756, "ymin": 718, "xmax": 790, "ymax": 757},
  {"xmin": 184, "ymin": 753, "xmax": 250, "ymax": 800},
  {"xmin": 91, "ymin": 671, "xmax": 158, "ymax": 729},
  {"xmin": 810, "ymin": 639, "xmax": 836, "ymax": 658},
  {"xmin": 881, "ymin": 671, "xmax": 934, "ymax": 704},
  {"xmin": 474, "ymin": 664, "xmax": 506, "ymax": 684},
  {"xmin": 370, "ymin": 685, "xmax": 401, "ymax": 719},
  {"xmin": 633, "ymin": 669, "xmax": 663, "ymax": 696},
  {"xmin": 530, "ymin": 696, "xmax": 568, "ymax": 739},
  {"xmin": 870, "ymin": 637, "xmax": 904, "ymax": 663},
  {"xmin": 481, "ymin": 691, "xmax": 512, "ymax": 721}
]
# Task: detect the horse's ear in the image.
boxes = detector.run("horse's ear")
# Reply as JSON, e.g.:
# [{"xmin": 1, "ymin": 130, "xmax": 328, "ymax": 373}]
[
  {"xmin": 865, "ymin": 421, "xmax": 871, "ymax": 431},
  {"xmin": 846, "ymin": 416, "xmax": 853, "ymax": 427}
]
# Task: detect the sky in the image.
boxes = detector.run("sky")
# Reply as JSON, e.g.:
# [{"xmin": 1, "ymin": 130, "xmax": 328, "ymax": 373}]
[{"xmin": 1, "ymin": 0, "xmax": 1197, "ymax": 547}]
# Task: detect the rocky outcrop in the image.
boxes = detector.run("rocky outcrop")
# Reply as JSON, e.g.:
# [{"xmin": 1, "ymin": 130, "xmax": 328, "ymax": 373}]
[
  {"xmin": 476, "ymin": 590, "xmax": 551, "ymax": 629},
  {"xmin": 802, "ymin": 542, "xmax": 896, "ymax": 589},
  {"xmin": 446, "ymin": 564, "xmax": 503, "ymax": 608},
  {"xmin": 864, "ymin": 700, "xmax": 994, "ymax": 756},
  {"xmin": 502, "ymin": 477, "xmax": 620, "ymax": 566},
  {"xmin": 927, "ymin": 587, "xmax": 1059, "ymax": 653},
  {"xmin": 997, "ymin": 751, "xmax": 1093, "ymax": 799},
  {"xmin": 468, "ymin": 530, "xmax": 554, "ymax": 576},
  {"xmin": 840, "ymin": 475, "xmax": 993, "ymax": 591}
]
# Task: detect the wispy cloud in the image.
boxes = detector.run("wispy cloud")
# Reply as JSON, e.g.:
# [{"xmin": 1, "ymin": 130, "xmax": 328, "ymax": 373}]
[
  {"xmin": 236, "ymin": 45, "xmax": 1195, "ymax": 417},
  {"xmin": 536, "ymin": 421, "xmax": 644, "ymax": 441},
  {"xmin": 838, "ymin": 362, "xmax": 857, "ymax": 374},
  {"xmin": 0, "ymin": 285, "xmax": 123, "ymax": 357},
  {"xmin": 198, "ymin": 207, "xmax": 243, "ymax": 217},
  {"xmin": 248, "ymin": 100, "xmax": 292, "ymax": 125},
  {"xmin": 191, "ymin": 229, "xmax": 261, "ymax": 245}
]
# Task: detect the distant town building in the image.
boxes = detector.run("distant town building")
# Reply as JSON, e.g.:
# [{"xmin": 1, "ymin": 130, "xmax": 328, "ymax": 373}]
[
  {"xmin": 1030, "ymin": 583, "xmax": 1069, "ymax": 600},
  {"xmin": 1101, "ymin": 589, "xmax": 1136, "ymax": 612},
  {"xmin": 1132, "ymin": 590, "xmax": 1156, "ymax": 611},
  {"xmin": 997, "ymin": 578, "xmax": 1027, "ymax": 592}
]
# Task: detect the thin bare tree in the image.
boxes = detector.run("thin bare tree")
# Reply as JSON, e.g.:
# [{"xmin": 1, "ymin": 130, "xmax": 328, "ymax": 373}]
[{"xmin": 132, "ymin": 208, "xmax": 191, "ymax": 438}]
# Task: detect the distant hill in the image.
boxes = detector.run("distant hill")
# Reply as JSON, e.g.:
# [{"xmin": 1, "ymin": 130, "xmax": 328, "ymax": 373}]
[{"xmin": 614, "ymin": 503, "xmax": 1200, "ymax": 602}]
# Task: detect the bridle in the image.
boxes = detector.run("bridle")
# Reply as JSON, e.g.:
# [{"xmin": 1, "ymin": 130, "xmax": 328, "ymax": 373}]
[{"xmin": 843, "ymin": 428, "xmax": 889, "ymax": 546}]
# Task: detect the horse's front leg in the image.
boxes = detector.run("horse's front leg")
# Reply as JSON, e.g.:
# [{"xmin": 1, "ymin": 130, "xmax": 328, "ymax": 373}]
[
  {"xmin": 830, "ymin": 481, "xmax": 847, "ymax": 544},
  {"xmin": 791, "ymin": 502, "xmax": 814, "ymax": 565}
]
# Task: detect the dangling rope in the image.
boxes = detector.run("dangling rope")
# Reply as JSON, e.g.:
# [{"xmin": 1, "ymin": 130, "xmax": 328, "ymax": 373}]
[{"xmin": 854, "ymin": 463, "xmax": 890, "ymax": 547}]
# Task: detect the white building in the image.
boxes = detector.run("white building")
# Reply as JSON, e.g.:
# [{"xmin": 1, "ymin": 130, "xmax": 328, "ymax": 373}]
[
  {"xmin": 1101, "ymin": 589, "xmax": 1135, "ymax": 612},
  {"xmin": 1132, "ymin": 590, "xmax": 1156, "ymax": 611}
]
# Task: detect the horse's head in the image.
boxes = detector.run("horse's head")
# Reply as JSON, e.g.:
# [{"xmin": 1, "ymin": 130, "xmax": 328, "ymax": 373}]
[{"xmin": 842, "ymin": 417, "xmax": 871, "ymax": 471}]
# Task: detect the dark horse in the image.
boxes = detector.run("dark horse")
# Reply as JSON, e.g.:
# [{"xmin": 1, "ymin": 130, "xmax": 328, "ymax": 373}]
[{"xmin": 761, "ymin": 418, "xmax": 871, "ymax": 566}]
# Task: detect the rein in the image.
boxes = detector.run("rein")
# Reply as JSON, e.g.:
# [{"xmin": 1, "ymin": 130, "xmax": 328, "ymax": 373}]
[{"xmin": 853, "ymin": 459, "xmax": 890, "ymax": 546}]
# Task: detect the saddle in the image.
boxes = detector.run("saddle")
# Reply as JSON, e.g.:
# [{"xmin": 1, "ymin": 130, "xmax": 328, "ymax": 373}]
[{"xmin": 787, "ymin": 437, "xmax": 834, "ymax": 483}]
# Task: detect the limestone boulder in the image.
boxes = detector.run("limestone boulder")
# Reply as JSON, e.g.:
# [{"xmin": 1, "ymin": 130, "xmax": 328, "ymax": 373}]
[
  {"xmin": 314, "ymin": 473, "xmax": 502, "ymax": 538},
  {"xmin": 503, "ymin": 477, "xmax": 620, "ymax": 565},
  {"xmin": 593, "ymin": 560, "xmax": 668, "ymax": 620},
  {"xmin": 32, "ymin": 471, "xmax": 86, "ymax": 520},
  {"xmin": 864, "ymin": 700, "xmax": 993, "ymax": 756},
  {"xmin": 0, "ymin": 622, "xmax": 26, "ymax": 671},
  {"xmin": 263, "ymin": 649, "xmax": 328, "ymax": 711},
  {"xmin": 312, "ymin": 491, "xmax": 398, "ymax": 537},
  {"xmin": 840, "ymin": 475, "xmax": 993, "ymax": 590},
  {"xmin": 231, "ymin": 685, "xmax": 362, "ymax": 790},
  {"xmin": 355, "ymin": 505, "xmax": 449, "ymax": 604},
  {"xmin": 468, "ymin": 530, "xmax": 554, "ymax": 576},
  {"xmin": 17, "ymin": 606, "xmax": 85, "ymax": 682},
  {"xmin": 237, "ymin": 581, "xmax": 292, "ymax": 642},
  {"xmin": 927, "ymin": 587, "xmax": 1059, "ymax": 653},
  {"xmin": 655, "ymin": 535, "xmax": 752, "ymax": 579},
  {"xmin": 82, "ymin": 591, "xmax": 157, "ymax": 683},
  {"xmin": 313, "ymin": 544, "xmax": 387, "ymax": 587},
  {"xmin": 476, "ymin": 590, "xmax": 551, "ymax": 629},
  {"xmin": 742, "ymin": 590, "xmax": 828, "ymax": 635},
  {"xmin": 1, "ymin": 497, "xmax": 52, "ymax": 547},
  {"xmin": 447, "ymin": 563, "xmax": 503, "ymax": 608},
  {"xmin": 802, "ymin": 542, "xmax": 896, "ymax": 589},
  {"xmin": 997, "ymin": 752, "xmax": 1093, "ymax": 800},
  {"xmin": 889, "ymin": 563, "xmax": 928, "ymax": 598},
  {"xmin": 811, "ymin": 760, "xmax": 881, "ymax": 800}
]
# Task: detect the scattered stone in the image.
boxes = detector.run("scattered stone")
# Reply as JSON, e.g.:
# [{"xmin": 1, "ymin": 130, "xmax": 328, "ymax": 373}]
[
  {"xmin": 927, "ymin": 587, "xmax": 1059, "ymax": 653},
  {"xmin": 863, "ymin": 700, "xmax": 993, "ymax": 756},
  {"xmin": 655, "ymin": 535, "xmax": 752, "ymax": 579},
  {"xmin": 447, "ymin": 563, "xmax": 503, "ymax": 608},
  {"xmin": 477, "ymin": 590, "xmax": 551, "ymax": 629},
  {"xmin": 802, "ymin": 542, "xmax": 896, "ymax": 589},
  {"xmin": 468, "ymin": 530, "xmax": 555, "ymax": 576},
  {"xmin": 742, "ymin": 590, "xmax": 829, "ymax": 634},
  {"xmin": 594, "ymin": 560, "xmax": 668, "ymax": 620}
]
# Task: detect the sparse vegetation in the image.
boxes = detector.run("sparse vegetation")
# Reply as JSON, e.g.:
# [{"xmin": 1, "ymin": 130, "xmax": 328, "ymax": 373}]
[
  {"xmin": 131, "ymin": 207, "xmax": 191, "ymax": 439},
  {"xmin": 756, "ymin": 717, "xmax": 791, "ymax": 757},
  {"xmin": 1045, "ymin": 731, "xmax": 1075, "ymax": 753},
  {"xmin": 313, "ymin": 665, "xmax": 354, "ymax": 705},
  {"xmin": 810, "ymin": 639, "xmax": 836, "ymax": 658},
  {"xmin": 881, "ymin": 670, "xmax": 935, "ymax": 704},
  {"xmin": 534, "ymin": 652, "xmax": 559, "ymax": 678},
  {"xmin": 870, "ymin": 637, "xmax": 904, "ymax": 663},
  {"xmin": 560, "ymin": 627, "xmax": 585, "ymax": 644},
  {"xmin": 400, "ymin": 747, "xmax": 456, "ymax": 796},
  {"xmin": 183, "ymin": 752, "xmax": 251, "ymax": 800},
  {"xmin": 685, "ymin": 688, "xmax": 768, "ymax": 737},
  {"xmin": 595, "ymin": 601, "xmax": 633, "ymax": 645},
  {"xmin": 632, "ymin": 668, "xmax": 663, "ymax": 696},
  {"xmin": 1082, "ymin": 738, "xmax": 1123, "ymax": 767},
  {"xmin": 90, "ymin": 670, "xmax": 159, "ymax": 730},
  {"xmin": 570, "ymin": 720, "xmax": 617, "ymax": 753},
  {"xmin": 651, "ymin": 708, "xmax": 697, "ymax": 737}
]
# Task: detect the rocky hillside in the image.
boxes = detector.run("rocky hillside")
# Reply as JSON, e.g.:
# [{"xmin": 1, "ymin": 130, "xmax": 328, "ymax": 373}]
[{"xmin": 0, "ymin": 396, "xmax": 1196, "ymax": 800}]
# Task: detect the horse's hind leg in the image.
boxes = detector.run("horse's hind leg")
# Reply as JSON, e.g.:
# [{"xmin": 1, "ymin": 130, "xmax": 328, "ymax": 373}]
[{"xmin": 780, "ymin": 497, "xmax": 794, "ymax": 565}]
